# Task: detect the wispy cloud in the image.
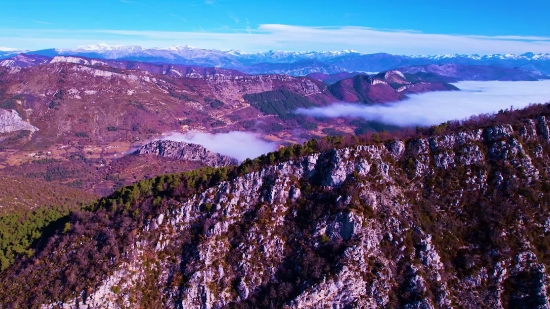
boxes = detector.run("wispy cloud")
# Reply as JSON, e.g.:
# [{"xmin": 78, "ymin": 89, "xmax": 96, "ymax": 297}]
[
  {"xmin": 170, "ymin": 14, "xmax": 186, "ymax": 22},
  {"xmin": 2, "ymin": 24, "xmax": 550, "ymax": 54},
  {"xmin": 296, "ymin": 80, "xmax": 550, "ymax": 127},
  {"xmin": 33, "ymin": 20, "xmax": 53, "ymax": 25},
  {"xmin": 228, "ymin": 13, "xmax": 239, "ymax": 24},
  {"xmin": 190, "ymin": 0, "xmax": 223, "ymax": 7}
]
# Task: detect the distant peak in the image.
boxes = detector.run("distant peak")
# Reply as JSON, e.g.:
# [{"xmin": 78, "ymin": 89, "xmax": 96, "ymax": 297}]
[
  {"xmin": 160, "ymin": 45, "xmax": 197, "ymax": 51},
  {"xmin": 72, "ymin": 43, "xmax": 143, "ymax": 52}
]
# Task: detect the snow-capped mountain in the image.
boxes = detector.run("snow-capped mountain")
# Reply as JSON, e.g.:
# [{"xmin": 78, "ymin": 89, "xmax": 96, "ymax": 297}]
[
  {"xmin": 413, "ymin": 52, "xmax": 550, "ymax": 61},
  {"xmin": 52, "ymin": 43, "xmax": 550, "ymax": 63},
  {"xmin": 2, "ymin": 44, "xmax": 550, "ymax": 75},
  {"xmin": 0, "ymin": 48, "xmax": 28, "ymax": 59}
]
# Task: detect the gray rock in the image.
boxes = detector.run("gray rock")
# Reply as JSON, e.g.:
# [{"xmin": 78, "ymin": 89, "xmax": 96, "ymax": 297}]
[{"xmin": 135, "ymin": 140, "xmax": 238, "ymax": 167}]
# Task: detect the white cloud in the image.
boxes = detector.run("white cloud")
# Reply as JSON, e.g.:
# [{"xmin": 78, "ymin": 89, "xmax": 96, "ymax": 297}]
[
  {"xmin": 1, "ymin": 24, "xmax": 550, "ymax": 54},
  {"xmin": 0, "ymin": 47, "xmax": 21, "ymax": 51},
  {"xmin": 296, "ymin": 80, "xmax": 550, "ymax": 127},
  {"xmin": 162, "ymin": 131, "xmax": 278, "ymax": 161}
]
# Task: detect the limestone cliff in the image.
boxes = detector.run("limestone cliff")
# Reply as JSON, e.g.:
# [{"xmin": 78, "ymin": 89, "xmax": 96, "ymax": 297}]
[{"xmin": 135, "ymin": 140, "xmax": 238, "ymax": 167}]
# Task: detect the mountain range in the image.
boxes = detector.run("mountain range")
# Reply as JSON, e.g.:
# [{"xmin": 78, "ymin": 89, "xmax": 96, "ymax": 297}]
[{"xmin": 2, "ymin": 45, "xmax": 550, "ymax": 75}]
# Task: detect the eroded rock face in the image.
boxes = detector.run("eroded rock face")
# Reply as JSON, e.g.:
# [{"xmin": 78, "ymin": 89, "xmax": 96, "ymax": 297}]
[
  {"xmin": 0, "ymin": 109, "xmax": 38, "ymax": 133},
  {"xmin": 5, "ymin": 119, "xmax": 550, "ymax": 309},
  {"xmin": 135, "ymin": 140, "xmax": 238, "ymax": 166}
]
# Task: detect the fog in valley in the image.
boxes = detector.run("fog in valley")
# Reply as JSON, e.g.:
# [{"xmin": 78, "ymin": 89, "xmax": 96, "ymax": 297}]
[
  {"xmin": 296, "ymin": 80, "xmax": 550, "ymax": 127},
  {"xmin": 162, "ymin": 131, "xmax": 278, "ymax": 161}
]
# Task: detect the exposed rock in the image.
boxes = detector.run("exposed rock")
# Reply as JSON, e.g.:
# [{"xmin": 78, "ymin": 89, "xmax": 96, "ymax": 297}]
[
  {"xmin": 135, "ymin": 140, "xmax": 238, "ymax": 166},
  {"xmin": 0, "ymin": 109, "xmax": 38, "ymax": 133}
]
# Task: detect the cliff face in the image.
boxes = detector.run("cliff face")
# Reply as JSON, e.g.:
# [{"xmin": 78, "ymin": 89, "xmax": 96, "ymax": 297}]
[
  {"xmin": 0, "ymin": 109, "xmax": 37, "ymax": 133},
  {"xmin": 135, "ymin": 140, "xmax": 239, "ymax": 166},
  {"xmin": 4, "ymin": 117, "xmax": 550, "ymax": 309}
]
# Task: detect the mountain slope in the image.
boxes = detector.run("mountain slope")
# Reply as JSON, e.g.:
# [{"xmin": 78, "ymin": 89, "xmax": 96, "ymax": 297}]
[
  {"xmin": 2, "ymin": 104, "xmax": 550, "ymax": 308},
  {"xmin": 328, "ymin": 71, "xmax": 458, "ymax": 104},
  {"xmin": 0, "ymin": 59, "xmax": 327, "ymax": 148},
  {"xmin": 0, "ymin": 58, "xmax": 456, "ymax": 150}
]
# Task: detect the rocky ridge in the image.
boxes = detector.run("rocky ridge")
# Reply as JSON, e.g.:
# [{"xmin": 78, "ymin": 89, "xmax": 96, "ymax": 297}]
[
  {"xmin": 135, "ymin": 140, "xmax": 238, "ymax": 166},
  {"xmin": 3, "ymin": 111, "xmax": 550, "ymax": 308}
]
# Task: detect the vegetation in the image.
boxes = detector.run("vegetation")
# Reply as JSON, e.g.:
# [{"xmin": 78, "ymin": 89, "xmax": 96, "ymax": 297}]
[
  {"xmin": 0, "ymin": 95, "xmax": 24, "ymax": 110},
  {"xmin": 0, "ymin": 206, "xmax": 71, "ymax": 271},
  {"xmin": 244, "ymin": 89, "xmax": 315, "ymax": 120},
  {"xmin": 208, "ymin": 99, "xmax": 225, "ymax": 109}
]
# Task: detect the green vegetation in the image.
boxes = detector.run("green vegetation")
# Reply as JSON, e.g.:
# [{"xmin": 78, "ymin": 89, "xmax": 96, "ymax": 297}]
[
  {"xmin": 321, "ymin": 127, "xmax": 344, "ymax": 136},
  {"xmin": 0, "ymin": 206, "xmax": 71, "ymax": 271},
  {"xmin": 244, "ymin": 89, "xmax": 315, "ymax": 120},
  {"xmin": 209, "ymin": 99, "xmax": 225, "ymax": 109}
]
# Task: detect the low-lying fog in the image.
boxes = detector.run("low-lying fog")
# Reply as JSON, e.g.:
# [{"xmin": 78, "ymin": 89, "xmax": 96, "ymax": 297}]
[
  {"xmin": 162, "ymin": 131, "xmax": 278, "ymax": 162},
  {"xmin": 296, "ymin": 80, "xmax": 550, "ymax": 127},
  {"xmin": 160, "ymin": 81, "xmax": 550, "ymax": 161}
]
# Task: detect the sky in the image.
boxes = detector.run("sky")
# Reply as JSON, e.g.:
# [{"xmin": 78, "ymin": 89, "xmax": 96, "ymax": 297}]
[{"xmin": 1, "ymin": 0, "xmax": 549, "ymax": 54}]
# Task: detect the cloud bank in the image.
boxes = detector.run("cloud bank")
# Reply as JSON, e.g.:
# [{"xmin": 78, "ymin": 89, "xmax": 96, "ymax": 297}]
[
  {"xmin": 162, "ymin": 131, "xmax": 277, "ymax": 162},
  {"xmin": 296, "ymin": 80, "xmax": 550, "ymax": 127},
  {"xmin": 2, "ymin": 24, "xmax": 550, "ymax": 54}
]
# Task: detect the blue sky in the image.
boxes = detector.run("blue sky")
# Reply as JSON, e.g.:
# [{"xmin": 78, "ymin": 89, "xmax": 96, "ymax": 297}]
[{"xmin": 1, "ymin": 0, "xmax": 549, "ymax": 54}]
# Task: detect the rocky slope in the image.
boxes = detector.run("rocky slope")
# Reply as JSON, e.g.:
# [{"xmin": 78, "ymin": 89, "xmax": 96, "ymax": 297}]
[
  {"xmin": 3, "ymin": 106, "xmax": 550, "ymax": 308},
  {"xmin": 135, "ymin": 140, "xmax": 238, "ymax": 166},
  {"xmin": 0, "ymin": 109, "xmax": 37, "ymax": 133}
]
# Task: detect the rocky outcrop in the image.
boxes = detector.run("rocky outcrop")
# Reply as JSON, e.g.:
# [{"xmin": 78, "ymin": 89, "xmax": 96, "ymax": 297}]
[
  {"xmin": 135, "ymin": 140, "xmax": 238, "ymax": 166},
  {"xmin": 0, "ymin": 109, "xmax": 38, "ymax": 133}
]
